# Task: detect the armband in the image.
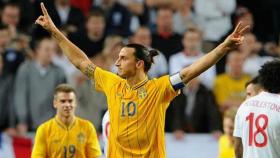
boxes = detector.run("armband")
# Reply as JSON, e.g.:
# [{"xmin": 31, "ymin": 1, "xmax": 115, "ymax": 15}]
[{"xmin": 170, "ymin": 72, "xmax": 184, "ymax": 90}]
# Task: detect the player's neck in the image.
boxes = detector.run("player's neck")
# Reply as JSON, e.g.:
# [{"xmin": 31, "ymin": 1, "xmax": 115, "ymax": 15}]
[
  {"xmin": 57, "ymin": 114, "xmax": 75, "ymax": 128},
  {"xmin": 126, "ymin": 72, "xmax": 147, "ymax": 88}
]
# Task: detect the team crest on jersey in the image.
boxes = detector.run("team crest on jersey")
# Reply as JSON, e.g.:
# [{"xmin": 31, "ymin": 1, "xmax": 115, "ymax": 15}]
[
  {"xmin": 77, "ymin": 132, "xmax": 86, "ymax": 144},
  {"xmin": 138, "ymin": 87, "xmax": 147, "ymax": 99}
]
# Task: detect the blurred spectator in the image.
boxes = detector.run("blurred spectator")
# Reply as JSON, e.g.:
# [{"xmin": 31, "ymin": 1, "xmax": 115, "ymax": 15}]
[
  {"xmin": 237, "ymin": 0, "xmax": 280, "ymax": 43},
  {"xmin": 234, "ymin": 7, "xmax": 254, "ymax": 33},
  {"xmin": 69, "ymin": 8, "xmax": 106, "ymax": 57},
  {"xmin": 194, "ymin": 0, "xmax": 236, "ymax": 52},
  {"xmin": 14, "ymin": 37, "xmax": 66, "ymax": 134},
  {"xmin": 0, "ymin": 55, "xmax": 15, "ymax": 131},
  {"xmin": 172, "ymin": 77, "xmax": 222, "ymax": 140},
  {"xmin": 51, "ymin": 0, "xmax": 84, "ymax": 33},
  {"xmin": 169, "ymin": 28, "xmax": 216, "ymax": 89},
  {"xmin": 32, "ymin": 0, "xmax": 84, "ymax": 39},
  {"xmin": 102, "ymin": 35, "xmax": 124, "ymax": 72},
  {"xmin": 94, "ymin": 0, "xmax": 132, "ymax": 37},
  {"xmin": 213, "ymin": 50, "xmax": 250, "ymax": 113},
  {"xmin": 70, "ymin": 0, "xmax": 93, "ymax": 16},
  {"xmin": 0, "ymin": 24, "xmax": 11, "ymax": 54},
  {"xmin": 52, "ymin": 44, "xmax": 77, "ymax": 85},
  {"xmin": 263, "ymin": 41, "xmax": 280, "ymax": 57},
  {"xmin": 130, "ymin": 26, "xmax": 168, "ymax": 78},
  {"xmin": 173, "ymin": 0, "xmax": 197, "ymax": 35},
  {"xmin": 116, "ymin": 0, "xmax": 149, "ymax": 32},
  {"xmin": 75, "ymin": 54, "xmax": 108, "ymax": 132},
  {"xmin": 240, "ymin": 33, "xmax": 274, "ymax": 77},
  {"xmin": 218, "ymin": 106, "xmax": 237, "ymax": 158},
  {"xmin": 215, "ymin": 7, "xmax": 255, "ymax": 74},
  {"xmin": 151, "ymin": 6, "xmax": 183, "ymax": 60},
  {"xmin": 0, "ymin": 2, "xmax": 21, "ymax": 38},
  {"xmin": 0, "ymin": 24, "xmax": 25, "ymax": 75}
]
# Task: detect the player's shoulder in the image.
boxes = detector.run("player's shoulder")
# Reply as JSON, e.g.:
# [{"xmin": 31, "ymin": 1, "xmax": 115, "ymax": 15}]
[
  {"xmin": 75, "ymin": 117, "xmax": 96, "ymax": 130},
  {"xmin": 75, "ymin": 117, "xmax": 92, "ymax": 125},
  {"xmin": 237, "ymin": 92, "xmax": 267, "ymax": 113},
  {"xmin": 95, "ymin": 67, "xmax": 122, "ymax": 79},
  {"xmin": 151, "ymin": 75, "xmax": 170, "ymax": 83},
  {"xmin": 36, "ymin": 118, "xmax": 56, "ymax": 133}
]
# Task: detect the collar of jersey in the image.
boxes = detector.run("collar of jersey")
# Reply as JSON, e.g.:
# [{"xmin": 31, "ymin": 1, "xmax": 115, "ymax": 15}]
[
  {"xmin": 126, "ymin": 77, "xmax": 148, "ymax": 90},
  {"xmin": 55, "ymin": 115, "xmax": 76, "ymax": 130}
]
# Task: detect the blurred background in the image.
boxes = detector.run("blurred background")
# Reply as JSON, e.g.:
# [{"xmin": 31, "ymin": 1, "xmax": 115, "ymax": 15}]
[{"xmin": 0, "ymin": 0, "xmax": 279, "ymax": 157}]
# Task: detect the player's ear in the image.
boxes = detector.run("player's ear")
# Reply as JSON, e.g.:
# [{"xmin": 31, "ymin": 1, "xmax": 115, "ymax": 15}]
[
  {"xmin": 53, "ymin": 99, "xmax": 57, "ymax": 109},
  {"xmin": 136, "ymin": 60, "xmax": 144, "ymax": 69}
]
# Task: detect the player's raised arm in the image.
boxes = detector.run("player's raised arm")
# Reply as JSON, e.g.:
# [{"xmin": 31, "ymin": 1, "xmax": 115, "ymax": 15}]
[
  {"xmin": 178, "ymin": 22, "xmax": 250, "ymax": 84},
  {"xmin": 35, "ymin": 2, "xmax": 96, "ymax": 78}
]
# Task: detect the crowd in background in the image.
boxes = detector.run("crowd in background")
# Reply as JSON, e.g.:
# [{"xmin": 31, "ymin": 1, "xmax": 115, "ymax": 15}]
[{"xmin": 0, "ymin": 0, "xmax": 280, "ymax": 141}]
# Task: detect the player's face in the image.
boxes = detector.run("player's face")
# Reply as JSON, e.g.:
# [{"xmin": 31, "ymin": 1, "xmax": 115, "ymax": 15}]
[
  {"xmin": 115, "ymin": 47, "xmax": 139, "ymax": 78},
  {"xmin": 54, "ymin": 92, "xmax": 77, "ymax": 118},
  {"xmin": 246, "ymin": 83, "xmax": 260, "ymax": 99},
  {"xmin": 223, "ymin": 117, "xmax": 234, "ymax": 136}
]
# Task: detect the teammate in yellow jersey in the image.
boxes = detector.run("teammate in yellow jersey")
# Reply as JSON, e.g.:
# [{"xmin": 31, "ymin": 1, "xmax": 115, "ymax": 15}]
[
  {"xmin": 31, "ymin": 84, "xmax": 102, "ymax": 158},
  {"xmin": 35, "ymin": 2, "xmax": 249, "ymax": 157}
]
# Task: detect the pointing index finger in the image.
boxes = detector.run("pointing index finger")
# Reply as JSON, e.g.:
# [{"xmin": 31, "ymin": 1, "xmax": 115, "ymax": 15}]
[{"xmin": 40, "ymin": 2, "xmax": 50, "ymax": 17}]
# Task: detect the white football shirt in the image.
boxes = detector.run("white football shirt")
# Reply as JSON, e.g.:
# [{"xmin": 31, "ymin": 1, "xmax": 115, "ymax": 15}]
[
  {"xmin": 102, "ymin": 110, "xmax": 110, "ymax": 157},
  {"xmin": 234, "ymin": 92, "xmax": 280, "ymax": 158}
]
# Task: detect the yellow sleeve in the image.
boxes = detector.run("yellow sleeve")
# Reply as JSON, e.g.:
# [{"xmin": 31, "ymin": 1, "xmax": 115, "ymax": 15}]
[
  {"xmin": 31, "ymin": 125, "xmax": 47, "ymax": 158},
  {"xmin": 86, "ymin": 121, "xmax": 102, "ymax": 158},
  {"xmin": 93, "ymin": 67, "xmax": 122, "ymax": 94},
  {"xmin": 157, "ymin": 75, "xmax": 180, "ymax": 104}
]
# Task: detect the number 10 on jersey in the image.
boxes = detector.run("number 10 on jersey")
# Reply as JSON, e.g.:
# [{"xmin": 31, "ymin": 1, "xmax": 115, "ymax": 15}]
[
  {"xmin": 121, "ymin": 101, "xmax": 137, "ymax": 117},
  {"xmin": 246, "ymin": 113, "xmax": 269, "ymax": 147}
]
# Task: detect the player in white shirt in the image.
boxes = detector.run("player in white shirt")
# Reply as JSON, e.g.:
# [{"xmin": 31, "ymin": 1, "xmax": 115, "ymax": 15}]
[
  {"xmin": 102, "ymin": 110, "xmax": 110, "ymax": 157},
  {"xmin": 234, "ymin": 60, "xmax": 280, "ymax": 158}
]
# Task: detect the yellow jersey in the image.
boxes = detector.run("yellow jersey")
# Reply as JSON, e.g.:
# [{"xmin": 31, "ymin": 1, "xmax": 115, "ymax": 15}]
[
  {"xmin": 94, "ymin": 67, "xmax": 179, "ymax": 158},
  {"xmin": 31, "ymin": 116, "xmax": 102, "ymax": 158},
  {"xmin": 214, "ymin": 73, "xmax": 250, "ymax": 107},
  {"xmin": 218, "ymin": 135, "xmax": 235, "ymax": 158}
]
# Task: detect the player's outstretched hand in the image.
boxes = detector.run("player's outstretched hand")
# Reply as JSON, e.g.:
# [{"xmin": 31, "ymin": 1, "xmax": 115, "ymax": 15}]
[
  {"xmin": 35, "ymin": 2, "xmax": 57, "ymax": 33},
  {"xmin": 223, "ymin": 22, "xmax": 250, "ymax": 50}
]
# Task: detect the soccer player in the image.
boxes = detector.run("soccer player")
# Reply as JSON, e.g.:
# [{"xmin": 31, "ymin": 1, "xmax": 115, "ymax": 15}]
[
  {"xmin": 31, "ymin": 84, "xmax": 102, "ymax": 158},
  {"xmin": 35, "ymin": 2, "xmax": 249, "ymax": 157},
  {"xmin": 245, "ymin": 75, "xmax": 263, "ymax": 99},
  {"xmin": 101, "ymin": 111, "xmax": 110, "ymax": 157},
  {"xmin": 234, "ymin": 60, "xmax": 280, "ymax": 158}
]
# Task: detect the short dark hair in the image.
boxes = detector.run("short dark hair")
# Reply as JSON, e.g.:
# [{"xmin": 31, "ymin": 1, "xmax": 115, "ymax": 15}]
[
  {"xmin": 245, "ymin": 75, "xmax": 260, "ymax": 88},
  {"xmin": 87, "ymin": 7, "xmax": 105, "ymax": 20},
  {"xmin": 54, "ymin": 84, "xmax": 76, "ymax": 98},
  {"xmin": 258, "ymin": 60, "xmax": 280, "ymax": 93},
  {"xmin": 125, "ymin": 43, "xmax": 159, "ymax": 72},
  {"xmin": 3, "ymin": 2, "xmax": 20, "ymax": 10},
  {"xmin": 33, "ymin": 36, "xmax": 52, "ymax": 50}
]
